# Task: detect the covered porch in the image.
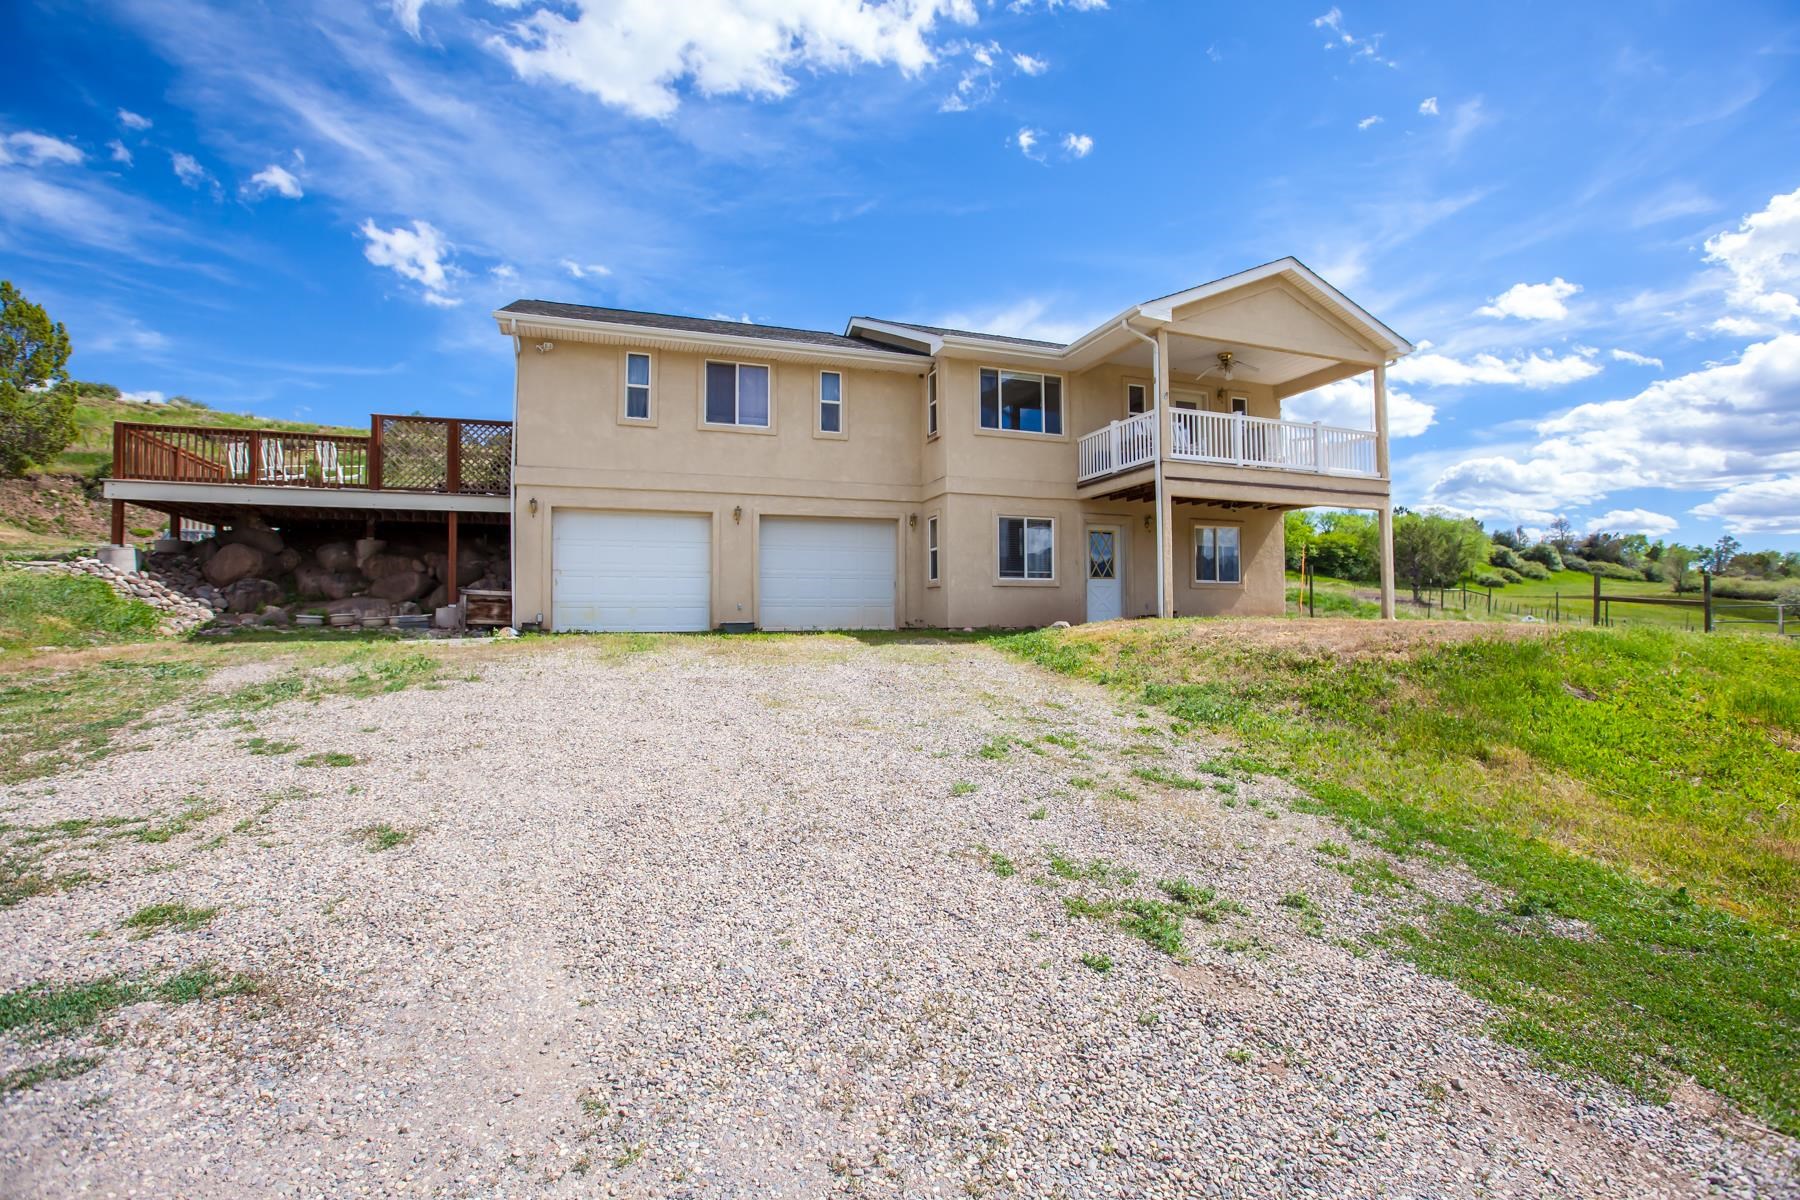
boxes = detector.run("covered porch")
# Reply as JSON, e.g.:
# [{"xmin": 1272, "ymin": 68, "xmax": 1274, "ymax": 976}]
[{"xmin": 1059, "ymin": 260, "xmax": 1408, "ymax": 619}]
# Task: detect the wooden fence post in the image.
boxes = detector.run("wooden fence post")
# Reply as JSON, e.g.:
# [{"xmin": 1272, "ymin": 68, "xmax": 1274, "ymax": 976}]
[
  {"xmin": 248, "ymin": 430, "xmax": 262, "ymax": 485},
  {"xmin": 446, "ymin": 420, "xmax": 462, "ymax": 494},
  {"xmin": 1702, "ymin": 571, "xmax": 1714, "ymax": 633},
  {"xmin": 1592, "ymin": 571, "xmax": 1602, "ymax": 627},
  {"xmin": 369, "ymin": 417, "xmax": 384, "ymax": 491},
  {"xmin": 110, "ymin": 499, "xmax": 125, "ymax": 546}
]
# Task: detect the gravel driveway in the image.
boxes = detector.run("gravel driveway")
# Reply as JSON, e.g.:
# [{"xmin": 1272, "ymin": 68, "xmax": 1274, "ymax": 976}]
[{"xmin": 2, "ymin": 636, "xmax": 1794, "ymax": 1198}]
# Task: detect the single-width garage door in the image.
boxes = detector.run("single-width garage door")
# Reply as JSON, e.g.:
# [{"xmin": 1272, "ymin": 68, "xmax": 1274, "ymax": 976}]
[
  {"xmin": 552, "ymin": 510, "xmax": 711, "ymax": 632},
  {"xmin": 758, "ymin": 517, "xmax": 896, "ymax": 631}
]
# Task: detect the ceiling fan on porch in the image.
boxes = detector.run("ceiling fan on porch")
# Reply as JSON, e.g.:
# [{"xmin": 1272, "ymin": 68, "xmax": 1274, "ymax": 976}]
[{"xmin": 1194, "ymin": 350, "xmax": 1257, "ymax": 382}]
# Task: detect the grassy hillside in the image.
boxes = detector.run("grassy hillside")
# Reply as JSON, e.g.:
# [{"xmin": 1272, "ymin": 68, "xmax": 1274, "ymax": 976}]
[
  {"xmin": 0, "ymin": 569, "xmax": 160, "ymax": 651},
  {"xmin": 1, "ymin": 385, "xmax": 362, "ymax": 558},
  {"xmin": 1001, "ymin": 619, "xmax": 1800, "ymax": 1134},
  {"xmin": 48, "ymin": 383, "xmax": 363, "ymax": 477}
]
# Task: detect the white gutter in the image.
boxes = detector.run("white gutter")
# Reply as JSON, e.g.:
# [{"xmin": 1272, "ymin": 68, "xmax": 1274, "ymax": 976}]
[
  {"xmin": 1118, "ymin": 317, "xmax": 1166, "ymax": 619},
  {"xmin": 508, "ymin": 317, "xmax": 521, "ymax": 628},
  {"xmin": 491, "ymin": 310, "xmax": 928, "ymax": 371}
]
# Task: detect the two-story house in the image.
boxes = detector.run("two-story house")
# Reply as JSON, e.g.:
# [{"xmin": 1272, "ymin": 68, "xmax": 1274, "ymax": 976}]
[{"xmin": 496, "ymin": 258, "xmax": 1409, "ymax": 632}]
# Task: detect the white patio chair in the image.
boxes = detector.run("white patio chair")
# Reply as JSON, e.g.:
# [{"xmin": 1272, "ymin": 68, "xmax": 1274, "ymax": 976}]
[
  {"xmin": 261, "ymin": 438, "xmax": 307, "ymax": 483},
  {"xmin": 315, "ymin": 440, "xmax": 345, "ymax": 486},
  {"xmin": 225, "ymin": 438, "xmax": 251, "ymax": 481}
]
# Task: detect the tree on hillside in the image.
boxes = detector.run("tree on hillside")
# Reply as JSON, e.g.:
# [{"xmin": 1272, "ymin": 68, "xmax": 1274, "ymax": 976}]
[
  {"xmin": 1392, "ymin": 511, "xmax": 1490, "ymax": 603},
  {"xmin": 1703, "ymin": 534, "xmax": 1741, "ymax": 576},
  {"xmin": 1662, "ymin": 544, "xmax": 1695, "ymax": 593},
  {"xmin": 0, "ymin": 281, "xmax": 78, "ymax": 477},
  {"xmin": 1546, "ymin": 516, "xmax": 1575, "ymax": 552},
  {"xmin": 1283, "ymin": 510, "xmax": 1315, "ymax": 571}
]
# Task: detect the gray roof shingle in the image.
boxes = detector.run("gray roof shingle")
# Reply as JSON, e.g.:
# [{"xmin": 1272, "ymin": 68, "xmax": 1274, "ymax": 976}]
[
  {"xmin": 848, "ymin": 318, "xmax": 1068, "ymax": 349},
  {"xmin": 498, "ymin": 300, "xmax": 926, "ymax": 356}
]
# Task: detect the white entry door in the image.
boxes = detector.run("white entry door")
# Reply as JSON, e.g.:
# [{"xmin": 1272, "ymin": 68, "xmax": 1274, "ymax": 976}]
[
  {"xmin": 758, "ymin": 516, "xmax": 896, "ymax": 630},
  {"xmin": 1086, "ymin": 526, "xmax": 1122, "ymax": 623},
  {"xmin": 552, "ymin": 510, "xmax": 712, "ymax": 632}
]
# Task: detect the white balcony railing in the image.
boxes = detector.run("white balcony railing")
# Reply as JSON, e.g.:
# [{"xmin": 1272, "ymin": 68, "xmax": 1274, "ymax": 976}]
[
  {"xmin": 1076, "ymin": 410, "xmax": 1157, "ymax": 482},
  {"xmin": 1077, "ymin": 410, "xmax": 1381, "ymax": 483}
]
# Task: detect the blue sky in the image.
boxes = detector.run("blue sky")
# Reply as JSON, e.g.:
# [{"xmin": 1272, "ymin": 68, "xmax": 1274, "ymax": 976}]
[{"xmin": 3, "ymin": 0, "xmax": 1798, "ymax": 548}]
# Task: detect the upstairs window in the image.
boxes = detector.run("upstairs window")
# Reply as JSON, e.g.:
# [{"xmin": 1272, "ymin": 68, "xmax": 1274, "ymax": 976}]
[
  {"xmin": 998, "ymin": 516, "xmax": 1055, "ymax": 580},
  {"xmin": 625, "ymin": 352, "xmax": 652, "ymax": 420},
  {"xmin": 819, "ymin": 371, "xmax": 843, "ymax": 434},
  {"xmin": 979, "ymin": 368, "xmax": 1063, "ymax": 435},
  {"xmin": 926, "ymin": 371, "xmax": 938, "ymax": 437},
  {"xmin": 704, "ymin": 361, "xmax": 770, "ymax": 427},
  {"xmin": 1229, "ymin": 394, "xmax": 1249, "ymax": 415},
  {"xmin": 1127, "ymin": 383, "xmax": 1149, "ymax": 416},
  {"xmin": 1195, "ymin": 525, "xmax": 1242, "ymax": 584}
]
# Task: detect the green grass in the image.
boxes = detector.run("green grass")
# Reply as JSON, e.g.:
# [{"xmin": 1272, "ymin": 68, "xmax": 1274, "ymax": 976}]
[
  {"xmin": 999, "ymin": 619, "xmax": 1800, "ymax": 1133},
  {"xmin": 356, "ymin": 823, "xmax": 413, "ymax": 852},
  {"xmin": 298, "ymin": 751, "xmax": 358, "ymax": 768},
  {"xmin": 0, "ymin": 965, "xmax": 257, "ymax": 1037},
  {"xmin": 0, "ymin": 1054, "xmax": 101, "ymax": 1095},
  {"xmin": 0, "ymin": 570, "xmax": 160, "ymax": 651},
  {"xmin": 1079, "ymin": 952, "xmax": 1112, "ymax": 973},
  {"xmin": 43, "ymin": 387, "xmax": 362, "ymax": 479},
  {"xmin": 984, "ymin": 849, "xmax": 1016, "ymax": 878},
  {"xmin": 950, "ymin": 781, "xmax": 976, "ymax": 796},
  {"xmin": 123, "ymin": 902, "xmax": 219, "ymax": 937}
]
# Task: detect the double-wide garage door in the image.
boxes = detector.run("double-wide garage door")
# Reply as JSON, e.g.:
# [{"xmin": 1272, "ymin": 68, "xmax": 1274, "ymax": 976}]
[{"xmin": 550, "ymin": 511, "xmax": 895, "ymax": 632}]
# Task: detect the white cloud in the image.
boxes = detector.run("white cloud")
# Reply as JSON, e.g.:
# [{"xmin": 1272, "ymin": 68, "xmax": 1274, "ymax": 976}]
[
  {"xmin": 1062, "ymin": 132, "xmax": 1093, "ymax": 158},
  {"xmin": 1586, "ymin": 509, "xmax": 1678, "ymax": 536},
  {"xmin": 107, "ymin": 139, "xmax": 133, "ymax": 166},
  {"xmin": 1690, "ymin": 477, "xmax": 1800, "ymax": 536},
  {"xmin": 1283, "ymin": 375, "xmax": 1435, "ymax": 438},
  {"xmin": 1015, "ymin": 127, "xmax": 1040, "ymax": 158},
  {"xmin": 245, "ymin": 163, "xmax": 303, "ymax": 199},
  {"xmin": 1704, "ymin": 185, "xmax": 1800, "ymax": 324},
  {"xmin": 1609, "ymin": 348, "xmax": 1662, "ymax": 368},
  {"xmin": 358, "ymin": 217, "xmax": 459, "ymax": 307},
  {"xmin": 1356, "ymin": 115, "xmax": 1382, "ymax": 131},
  {"xmin": 0, "ymin": 131, "xmax": 84, "ymax": 167},
  {"xmin": 560, "ymin": 258, "xmax": 611, "ymax": 279},
  {"xmin": 1391, "ymin": 348, "xmax": 1602, "ymax": 389},
  {"xmin": 489, "ymin": 0, "xmax": 981, "ymax": 120},
  {"xmin": 119, "ymin": 389, "xmax": 168, "ymax": 405},
  {"xmin": 1011, "ymin": 52, "xmax": 1047, "ymax": 75},
  {"xmin": 1445, "ymin": 97, "xmax": 1489, "ymax": 151},
  {"xmin": 932, "ymin": 297, "xmax": 1099, "ymax": 344},
  {"xmin": 117, "ymin": 109, "xmax": 152, "ymax": 131},
  {"xmin": 1418, "ymin": 96, "xmax": 1438, "ymax": 116},
  {"xmin": 1008, "ymin": 0, "xmax": 1107, "ymax": 10},
  {"xmin": 390, "ymin": 0, "xmax": 438, "ymax": 38},
  {"xmin": 490, "ymin": 263, "xmax": 519, "ymax": 281},
  {"xmin": 1708, "ymin": 315, "xmax": 1778, "ymax": 338},
  {"xmin": 1477, "ymin": 277, "xmax": 1582, "ymax": 321},
  {"xmin": 1312, "ymin": 7, "xmax": 1395, "ymax": 67},
  {"xmin": 169, "ymin": 151, "xmax": 215, "ymax": 190}
]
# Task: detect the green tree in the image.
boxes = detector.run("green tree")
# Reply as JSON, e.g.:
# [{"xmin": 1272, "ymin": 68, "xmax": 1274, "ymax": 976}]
[
  {"xmin": 1283, "ymin": 510, "xmax": 1315, "ymax": 571},
  {"xmin": 1392, "ymin": 511, "xmax": 1489, "ymax": 602},
  {"xmin": 1703, "ymin": 534, "xmax": 1741, "ymax": 576},
  {"xmin": 1663, "ymin": 544, "xmax": 1695, "ymax": 594},
  {"xmin": 0, "ymin": 281, "xmax": 78, "ymax": 477}
]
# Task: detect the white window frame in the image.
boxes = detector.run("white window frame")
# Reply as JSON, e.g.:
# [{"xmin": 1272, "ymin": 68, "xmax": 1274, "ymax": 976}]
[
  {"xmin": 816, "ymin": 370, "xmax": 845, "ymax": 439},
  {"xmin": 1228, "ymin": 393, "xmax": 1249, "ymax": 415},
  {"xmin": 702, "ymin": 359, "xmax": 774, "ymax": 431},
  {"xmin": 978, "ymin": 367, "xmax": 1065, "ymax": 437},
  {"xmin": 926, "ymin": 370, "xmax": 939, "ymax": 439},
  {"xmin": 926, "ymin": 514, "xmax": 940, "ymax": 585},
  {"xmin": 1126, "ymin": 382, "xmax": 1150, "ymax": 416},
  {"xmin": 622, "ymin": 351, "xmax": 653, "ymax": 424},
  {"xmin": 1193, "ymin": 524, "xmax": 1243, "ymax": 585},
  {"xmin": 996, "ymin": 515, "xmax": 1056, "ymax": 583}
]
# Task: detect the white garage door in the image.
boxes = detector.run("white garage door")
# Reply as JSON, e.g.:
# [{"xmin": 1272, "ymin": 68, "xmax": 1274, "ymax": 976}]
[
  {"xmin": 552, "ymin": 510, "xmax": 711, "ymax": 632},
  {"xmin": 758, "ymin": 517, "xmax": 896, "ymax": 631}
]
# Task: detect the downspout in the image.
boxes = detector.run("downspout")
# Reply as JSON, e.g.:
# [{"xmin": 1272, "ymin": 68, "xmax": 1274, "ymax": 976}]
[
  {"xmin": 1118, "ymin": 318, "xmax": 1165, "ymax": 618},
  {"xmin": 507, "ymin": 317, "xmax": 522, "ymax": 629}
]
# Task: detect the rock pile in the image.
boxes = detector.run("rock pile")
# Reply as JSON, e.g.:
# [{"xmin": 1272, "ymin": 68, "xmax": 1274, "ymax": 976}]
[
  {"xmin": 168, "ymin": 512, "xmax": 508, "ymax": 626},
  {"xmin": 20, "ymin": 557, "xmax": 216, "ymax": 635}
]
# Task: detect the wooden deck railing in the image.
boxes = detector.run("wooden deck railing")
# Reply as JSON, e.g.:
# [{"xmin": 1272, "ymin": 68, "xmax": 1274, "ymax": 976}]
[{"xmin": 113, "ymin": 416, "xmax": 512, "ymax": 495}]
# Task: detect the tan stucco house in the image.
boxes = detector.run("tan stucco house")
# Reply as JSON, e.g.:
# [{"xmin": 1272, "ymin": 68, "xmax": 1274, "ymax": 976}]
[
  {"xmin": 99, "ymin": 257, "xmax": 1408, "ymax": 632},
  {"xmin": 495, "ymin": 258, "xmax": 1409, "ymax": 632}
]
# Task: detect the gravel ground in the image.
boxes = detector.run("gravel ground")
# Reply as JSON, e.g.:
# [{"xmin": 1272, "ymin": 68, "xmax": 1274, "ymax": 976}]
[{"xmin": 1, "ymin": 636, "xmax": 1794, "ymax": 1198}]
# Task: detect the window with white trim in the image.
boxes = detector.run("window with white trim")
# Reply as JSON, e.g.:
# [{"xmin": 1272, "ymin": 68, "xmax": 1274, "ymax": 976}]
[
  {"xmin": 926, "ymin": 370, "xmax": 938, "ymax": 437},
  {"xmin": 625, "ymin": 352, "xmax": 652, "ymax": 420},
  {"xmin": 1194, "ymin": 525, "xmax": 1242, "ymax": 584},
  {"xmin": 1229, "ymin": 394, "xmax": 1249, "ymax": 415},
  {"xmin": 998, "ymin": 516, "xmax": 1054, "ymax": 580},
  {"xmin": 704, "ymin": 361, "xmax": 771, "ymax": 427},
  {"xmin": 819, "ymin": 371, "xmax": 843, "ymax": 434},
  {"xmin": 927, "ymin": 515, "xmax": 939, "ymax": 582},
  {"xmin": 979, "ymin": 368, "xmax": 1063, "ymax": 435},
  {"xmin": 1126, "ymin": 382, "xmax": 1149, "ymax": 416}
]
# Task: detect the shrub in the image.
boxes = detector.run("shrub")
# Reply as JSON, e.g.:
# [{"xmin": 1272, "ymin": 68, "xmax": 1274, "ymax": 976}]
[
  {"xmin": 1393, "ymin": 512, "xmax": 1490, "ymax": 602},
  {"xmin": 1309, "ymin": 529, "xmax": 1377, "ymax": 582},
  {"xmin": 1522, "ymin": 543, "xmax": 1564, "ymax": 572},
  {"xmin": 1488, "ymin": 544, "xmax": 1527, "ymax": 573},
  {"xmin": 1496, "ymin": 567, "xmax": 1525, "ymax": 584},
  {"xmin": 1474, "ymin": 572, "xmax": 1510, "ymax": 589},
  {"xmin": 1563, "ymin": 554, "xmax": 1590, "ymax": 572},
  {"xmin": 1518, "ymin": 562, "xmax": 1551, "ymax": 581},
  {"xmin": 1590, "ymin": 561, "xmax": 1645, "ymax": 582},
  {"xmin": 1712, "ymin": 577, "xmax": 1784, "ymax": 601}
]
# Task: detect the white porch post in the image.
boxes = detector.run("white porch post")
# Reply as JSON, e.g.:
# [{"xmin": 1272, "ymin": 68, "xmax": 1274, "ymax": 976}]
[
  {"xmin": 1154, "ymin": 328, "xmax": 1173, "ymax": 619},
  {"xmin": 1373, "ymin": 361, "xmax": 1390, "ymax": 479},
  {"xmin": 1378, "ymin": 501, "xmax": 1397, "ymax": 620}
]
